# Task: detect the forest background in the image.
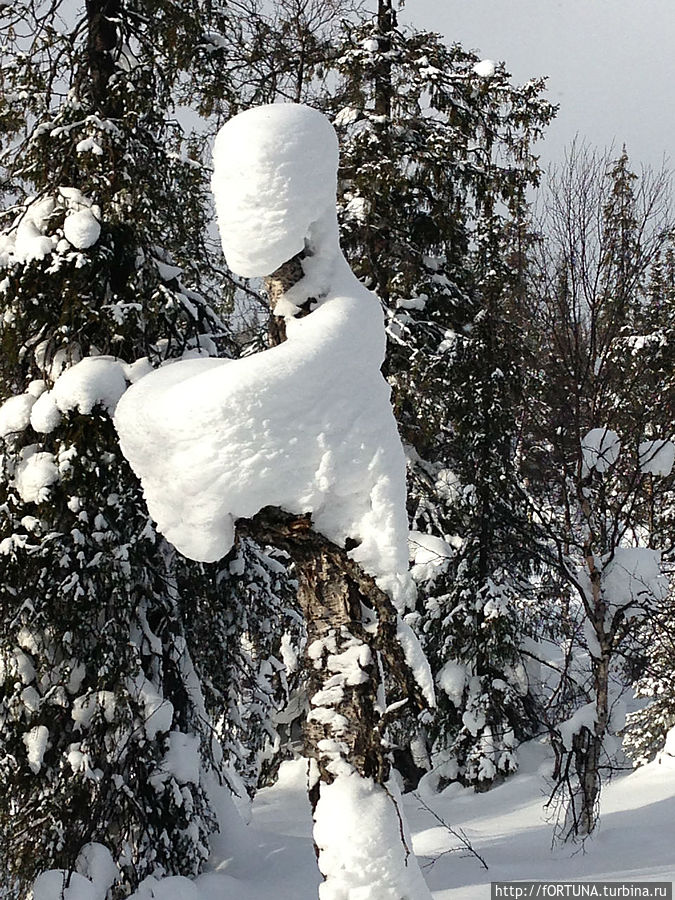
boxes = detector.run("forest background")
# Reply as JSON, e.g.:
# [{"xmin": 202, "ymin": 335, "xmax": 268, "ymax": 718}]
[{"xmin": 0, "ymin": 0, "xmax": 674, "ymax": 897}]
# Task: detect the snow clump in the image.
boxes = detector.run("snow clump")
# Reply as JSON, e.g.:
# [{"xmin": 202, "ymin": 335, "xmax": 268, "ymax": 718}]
[
  {"xmin": 473, "ymin": 59, "xmax": 496, "ymax": 78},
  {"xmin": 14, "ymin": 446, "xmax": 59, "ymax": 503},
  {"xmin": 581, "ymin": 427, "xmax": 621, "ymax": 475},
  {"xmin": 31, "ymin": 357, "xmax": 128, "ymax": 433},
  {"xmin": 23, "ymin": 724, "xmax": 49, "ymax": 773},
  {"xmin": 313, "ymin": 772, "xmax": 431, "ymax": 900},
  {"xmin": 639, "ymin": 439, "xmax": 675, "ymax": 477},
  {"xmin": 409, "ymin": 530, "xmax": 454, "ymax": 583},
  {"xmin": 116, "ymin": 103, "xmax": 414, "ymax": 613},
  {"xmin": 32, "ymin": 843, "xmax": 118, "ymax": 900},
  {"xmin": 0, "ymin": 393, "xmax": 36, "ymax": 438},
  {"xmin": 1, "ymin": 197, "xmax": 56, "ymax": 265},
  {"xmin": 437, "ymin": 660, "xmax": 467, "ymax": 708},
  {"xmin": 211, "ymin": 103, "xmax": 339, "ymax": 279},
  {"xmin": 63, "ymin": 209, "xmax": 101, "ymax": 249}
]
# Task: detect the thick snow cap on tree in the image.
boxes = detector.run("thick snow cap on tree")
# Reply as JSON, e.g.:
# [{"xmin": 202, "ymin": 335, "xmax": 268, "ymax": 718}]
[
  {"xmin": 211, "ymin": 104, "xmax": 339, "ymax": 278},
  {"xmin": 114, "ymin": 104, "xmax": 414, "ymax": 613}
]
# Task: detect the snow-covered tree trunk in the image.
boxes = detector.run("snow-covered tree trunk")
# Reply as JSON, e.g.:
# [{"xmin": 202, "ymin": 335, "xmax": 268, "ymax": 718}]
[
  {"xmin": 115, "ymin": 102, "xmax": 435, "ymax": 899},
  {"xmin": 239, "ymin": 507, "xmax": 423, "ymax": 791}
]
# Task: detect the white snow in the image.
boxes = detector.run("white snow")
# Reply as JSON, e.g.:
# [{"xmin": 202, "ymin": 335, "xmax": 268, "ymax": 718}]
[
  {"xmin": 10, "ymin": 197, "xmax": 57, "ymax": 264},
  {"xmin": 23, "ymin": 724, "xmax": 49, "ymax": 773},
  {"xmin": 333, "ymin": 106, "xmax": 360, "ymax": 127},
  {"xmin": 409, "ymin": 531, "xmax": 454, "ymax": 583},
  {"xmin": 13, "ymin": 648, "xmax": 36, "ymax": 684},
  {"xmin": 63, "ymin": 209, "xmax": 101, "ymax": 249},
  {"xmin": 397, "ymin": 619, "xmax": 436, "ymax": 706},
  {"xmin": 473, "ymin": 59, "xmax": 496, "ymax": 78},
  {"xmin": 32, "ymin": 870, "xmax": 98, "ymax": 900},
  {"xmin": 14, "ymin": 446, "xmax": 59, "ymax": 503},
  {"xmin": 51, "ymin": 357, "xmax": 127, "ymax": 415},
  {"xmin": 436, "ymin": 660, "xmax": 467, "ymax": 708},
  {"xmin": 99, "ymin": 744, "xmax": 673, "ymax": 900},
  {"xmin": 71, "ymin": 692, "xmax": 117, "ymax": 730},
  {"xmin": 638, "ymin": 438, "xmax": 675, "ymax": 477},
  {"xmin": 659, "ymin": 725, "xmax": 675, "ymax": 763},
  {"xmin": 558, "ymin": 701, "xmax": 597, "ymax": 750},
  {"xmin": 0, "ymin": 392, "xmax": 36, "ymax": 437},
  {"xmin": 344, "ymin": 195, "xmax": 369, "ymax": 222},
  {"xmin": 361, "ymin": 37, "xmax": 380, "ymax": 53},
  {"xmin": 27, "ymin": 380, "xmax": 47, "ymax": 398},
  {"xmin": 130, "ymin": 875, "xmax": 201, "ymax": 900},
  {"xmin": 211, "ymin": 103, "xmax": 339, "ymax": 279},
  {"xmin": 130, "ymin": 675, "xmax": 174, "ymax": 740},
  {"xmin": 30, "ymin": 357, "xmax": 128, "ymax": 432},
  {"xmin": 75, "ymin": 843, "xmax": 119, "ymax": 900},
  {"xmin": 32, "ymin": 844, "xmax": 117, "ymax": 900},
  {"xmin": 161, "ymin": 731, "xmax": 201, "ymax": 785},
  {"xmin": 313, "ymin": 773, "xmax": 432, "ymax": 900},
  {"xmin": 30, "ymin": 391, "xmax": 63, "ymax": 433},
  {"xmin": 581, "ymin": 427, "xmax": 621, "ymax": 475},
  {"xmin": 75, "ymin": 138, "xmax": 104, "ymax": 156},
  {"xmin": 601, "ymin": 546, "xmax": 668, "ymax": 620},
  {"xmin": 116, "ymin": 103, "xmax": 414, "ymax": 613}
]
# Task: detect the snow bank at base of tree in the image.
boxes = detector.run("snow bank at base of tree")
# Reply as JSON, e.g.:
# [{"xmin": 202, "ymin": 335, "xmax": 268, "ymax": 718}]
[
  {"xmin": 313, "ymin": 772, "xmax": 432, "ymax": 900},
  {"xmin": 119, "ymin": 744, "xmax": 675, "ymax": 900}
]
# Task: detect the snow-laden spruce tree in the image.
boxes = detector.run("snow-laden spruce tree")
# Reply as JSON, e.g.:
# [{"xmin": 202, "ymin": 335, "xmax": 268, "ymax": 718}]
[
  {"xmin": 115, "ymin": 102, "xmax": 435, "ymax": 900},
  {"xmin": 616, "ymin": 229, "xmax": 675, "ymax": 768},
  {"xmin": 328, "ymin": 1, "xmax": 555, "ymax": 788},
  {"xmin": 0, "ymin": 0, "xmax": 295, "ymax": 894}
]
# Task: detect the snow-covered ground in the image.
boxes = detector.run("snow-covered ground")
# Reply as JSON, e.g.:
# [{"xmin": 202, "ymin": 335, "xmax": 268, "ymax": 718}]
[{"xmin": 196, "ymin": 740, "xmax": 675, "ymax": 899}]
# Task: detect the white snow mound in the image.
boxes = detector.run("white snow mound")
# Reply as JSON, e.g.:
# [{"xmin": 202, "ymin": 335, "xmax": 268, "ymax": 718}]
[
  {"xmin": 639, "ymin": 439, "xmax": 675, "ymax": 477},
  {"xmin": 114, "ymin": 273, "xmax": 412, "ymax": 609},
  {"xmin": 52, "ymin": 357, "xmax": 127, "ymax": 415},
  {"xmin": 117, "ymin": 104, "xmax": 413, "ymax": 611},
  {"xmin": 15, "ymin": 446, "xmax": 59, "ymax": 503},
  {"xmin": 313, "ymin": 773, "xmax": 432, "ymax": 899},
  {"xmin": 211, "ymin": 103, "xmax": 339, "ymax": 277},
  {"xmin": 0, "ymin": 393, "xmax": 36, "ymax": 438},
  {"xmin": 473, "ymin": 59, "xmax": 496, "ymax": 78},
  {"xmin": 63, "ymin": 209, "xmax": 101, "ymax": 249},
  {"xmin": 581, "ymin": 427, "xmax": 621, "ymax": 475}
]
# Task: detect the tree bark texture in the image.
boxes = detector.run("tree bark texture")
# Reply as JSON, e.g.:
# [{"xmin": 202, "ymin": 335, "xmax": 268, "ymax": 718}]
[
  {"xmin": 238, "ymin": 508, "xmax": 426, "ymax": 810},
  {"xmin": 86, "ymin": 0, "xmax": 121, "ymax": 112}
]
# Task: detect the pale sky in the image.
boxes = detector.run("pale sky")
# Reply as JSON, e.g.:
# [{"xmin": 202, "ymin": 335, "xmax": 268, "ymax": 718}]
[{"xmin": 401, "ymin": 0, "xmax": 675, "ymax": 170}]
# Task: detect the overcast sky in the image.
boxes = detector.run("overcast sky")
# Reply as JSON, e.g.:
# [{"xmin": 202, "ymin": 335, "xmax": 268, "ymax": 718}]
[{"xmin": 400, "ymin": 0, "xmax": 675, "ymax": 171}]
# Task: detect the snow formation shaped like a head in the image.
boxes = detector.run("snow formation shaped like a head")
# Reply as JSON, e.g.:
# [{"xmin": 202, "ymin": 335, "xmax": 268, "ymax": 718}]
[{"xmin": 212, "ymin": 103, "xmax": 339, "ymax": 278}]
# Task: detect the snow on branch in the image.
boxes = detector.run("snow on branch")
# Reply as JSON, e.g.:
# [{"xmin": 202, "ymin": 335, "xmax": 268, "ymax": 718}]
[{"xmin": 114, "ymin": 104, "xmax": 415, "ymax": 613}]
